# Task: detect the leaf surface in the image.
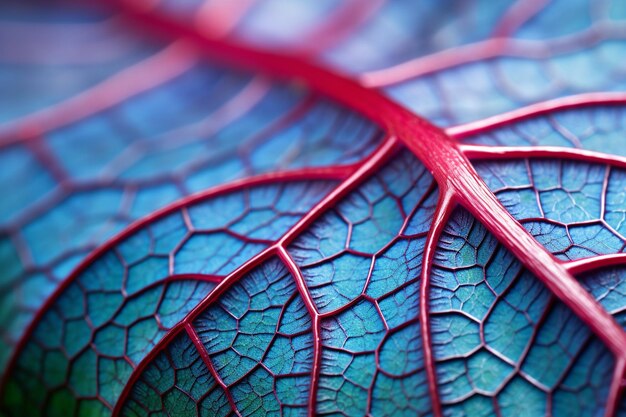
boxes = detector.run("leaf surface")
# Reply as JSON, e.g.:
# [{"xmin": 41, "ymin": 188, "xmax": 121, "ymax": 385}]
[{"xmin": 1, "ymin": 1, "xmax": 626, "ymax": 416}]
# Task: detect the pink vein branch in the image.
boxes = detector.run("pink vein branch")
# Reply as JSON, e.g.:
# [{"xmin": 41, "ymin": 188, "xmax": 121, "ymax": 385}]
[
  {"xmin": 565, "ymin": 254, "xmax": 626, "ymax": 275},
  {"xmin": 491, "ymin": 0, "xmax": 550, "ymax": 37},
  {"xmin": 360, "ymin": 23, "xmax": 626, "ymax": 87},
  {"xmin": 184, "ymin": 323, "xmax": 241, "ymax": 416},
  {"xmin": 419, "ymin": 187, "xmax": 456, "ymax": 417},
  {"xmin": 277, "ymin": 246, "xmax": 321, "ymax": 416},
  {"xmin": 361, "ymin": 38, "xmax": 518, "ymax": 87},
  {"xmin": 459, "ymin": 144, "xmax": 626, "ymax": 169},
  {"xmin": 447, "ymin": 91, "xmax": 626, "ymax": 140},
  {"xmin": 605, "ymin": 358, "xmax": 625, "ymax": 417},
  {"xmin": 0, "ymin": 41, "xmax": 197, "ymax": 145}
]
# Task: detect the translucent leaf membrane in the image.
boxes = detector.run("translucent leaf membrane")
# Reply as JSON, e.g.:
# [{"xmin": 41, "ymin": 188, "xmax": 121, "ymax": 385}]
[
  {"xmin": 0, "ymin": 1, "xmax": 161, "ymax": 124},
  {"xmin": 474, "ymin": 158, "xmax": 625, "ymax": 260},
  {"xmin": 430, "ymin": 208, "xmax": 614, "ymax": 416},
  {"xmin": 461, "ymin": 105, "xmax": 626, "ymax": 156},
  {"xmin": 579, "ymin": 266, "xmax": 626, "ymax": 330},
  {"xmin": 351, "ymin": 0, "xmax": 625, "ymax": 72},
  {"xmin": 0, "ymin": 7, "xmax": 383, "ymax": 369},
  {"xmin": 2, "ymin": 180, "xmax": 335, "ymax": 416},
  {"xmin": 231, "ymin": 0, "xmax": 343, "ymax": 49}
]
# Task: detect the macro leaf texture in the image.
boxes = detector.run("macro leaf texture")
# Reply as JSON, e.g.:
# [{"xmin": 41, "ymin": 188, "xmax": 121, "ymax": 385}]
[{"xmin": 0, "ymin": 0, "xmax": 626, "ymax": 416}]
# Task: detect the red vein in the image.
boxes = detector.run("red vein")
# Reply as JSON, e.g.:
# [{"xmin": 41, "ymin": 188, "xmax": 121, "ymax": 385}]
[
  {"xmin": 184, "ymin": 323, "xmax": 241, "ymax": 416},
  {"xmin": 194, "ymin": 0, "xmax": 256, "ymax": 38},
  {"xmin": 447, "ymin": 92, "xmax": 626, "ymax": 139},
  {"xmin": 565, "ymin": 254, "xmax": 626, "ymax": 275},
  {"xmin": 605, "ymin": 357, "xmax": 625, "ymax": 417},
  {"xmin": 491, "ymin": 0, "xmax": 550, "ymax": 37},
  {"xmin": 459, "ymin": 144, "xmax": 626, "ymax": 169},
  {"xmin": 361, "ymin": 38, "xmax": 514, "ymax": 87},
  {"xmin": 419, "ymin": 187, "xmax": 456, "ymax": 417},
  {"xmin": 0, "ymin": 40, "xmax": 197, "ymax": 145},
  {"xmin": 277, "ymin": 246, "xmax": 320, "ymax": 416},
  {"xmin": 360, "ymin": 23, "xmax": 626, "ymax": 87}
]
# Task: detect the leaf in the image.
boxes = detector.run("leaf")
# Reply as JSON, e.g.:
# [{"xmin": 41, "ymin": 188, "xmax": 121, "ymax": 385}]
[
  {"xmin": 1, "ymin": 1, "xmax": 626, "ymax": 416},
  {"xmin": 0, "ymin": 1, "xmax": 383, "ymax": 370}
]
